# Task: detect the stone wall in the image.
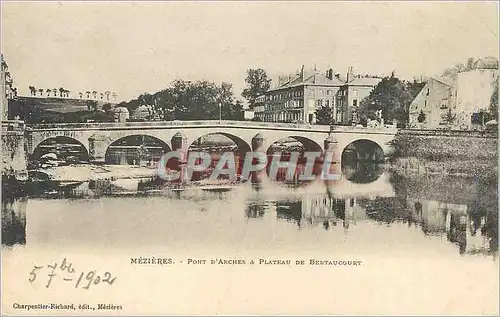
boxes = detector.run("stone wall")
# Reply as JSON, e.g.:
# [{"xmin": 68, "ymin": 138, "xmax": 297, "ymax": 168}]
[{"xmin": 1, "ymin": 122, "xmax": 27, "ymax": 181}]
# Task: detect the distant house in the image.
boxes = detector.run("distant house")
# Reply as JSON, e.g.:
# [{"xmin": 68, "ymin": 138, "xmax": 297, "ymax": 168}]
[
  {"xmin": 338, "ymin": 73, "xmax": 382, "ymax": 125},
  {"xmin": 243, "ymin": 109, "xmax": 254, "ymax": 120},
  {"xmin": 131, "ymin": 105, "xmax": 152, "ymax": 121},
  {"xmin": 113, "ymin": 107, "xmax": 129, "ymax": 123},
  {"xmin": 408, "ymin": 77, "xmax": 455, "ymax": 129},
  {"xmin": 455, "ymin": 57, "xmax": 499, "ymax": 129},
  {"xmin": 409, "ymin": 57, "xmax": 499, "ymax": 130}
]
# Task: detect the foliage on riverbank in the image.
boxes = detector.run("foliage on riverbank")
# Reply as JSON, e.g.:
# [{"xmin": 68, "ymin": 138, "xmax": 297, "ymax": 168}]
[{"xmin": 389, "ymin": 132, "xmax": 498, "ymax": 178}]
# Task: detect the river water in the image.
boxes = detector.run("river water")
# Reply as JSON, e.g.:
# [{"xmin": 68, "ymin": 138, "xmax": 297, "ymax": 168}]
[
  {"xmin": 3, "ymin": 162, "xmax": 498, "ymax": 255},
  {"xmin": 2, "ymin": 163, "xmax": 499, "ymax": 315}
]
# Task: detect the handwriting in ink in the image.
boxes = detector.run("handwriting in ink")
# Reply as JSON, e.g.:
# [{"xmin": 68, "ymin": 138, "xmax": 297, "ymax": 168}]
[{"xmin": 28, "ymin": 258, "xmax": 117, "ymax": 290}]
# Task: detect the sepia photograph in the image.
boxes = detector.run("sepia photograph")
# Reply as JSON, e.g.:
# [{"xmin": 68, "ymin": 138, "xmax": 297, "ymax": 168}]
[{"xmin": 1, "ymin": 1, "xmax": 499, "ymax": 315}]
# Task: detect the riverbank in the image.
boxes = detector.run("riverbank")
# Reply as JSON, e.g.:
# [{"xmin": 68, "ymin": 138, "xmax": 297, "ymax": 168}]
[{"xmin": 389, "ymin": 130, "xmax": 498, "ymax": 178}]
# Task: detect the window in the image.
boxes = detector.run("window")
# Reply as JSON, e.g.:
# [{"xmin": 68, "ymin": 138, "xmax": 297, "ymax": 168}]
[
  {"xmin": 353, "ymin": 99, "xmax": 358, "ymax": 108},
  {"xmin": 316, "ymin": 100, "xmax": 322, "ymax": 107},
  {"xmin": 325, "ymin": 100, "xmax": 330, "ymax": 107},
  {"xmin": 424, "ymin": 100, "xmax": 427, "ymax": 107},
  {"xmin": 326, "ymin": 90, "xmax": 331, "ymax": 95},
  {"xmin": 426, "ymin": 88, "xmax": 430, "ymax": 96}
]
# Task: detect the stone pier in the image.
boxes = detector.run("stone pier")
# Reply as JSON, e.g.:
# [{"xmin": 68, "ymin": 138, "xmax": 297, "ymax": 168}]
[{"xmin": 1, "ymin": 120, "xmax": 28, "ymax": 184}]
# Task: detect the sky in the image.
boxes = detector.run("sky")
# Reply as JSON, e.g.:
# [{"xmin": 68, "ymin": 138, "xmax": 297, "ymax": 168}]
[{"xmin": 1, "ymin": 1, "xmax": 498, "ymax": 103}]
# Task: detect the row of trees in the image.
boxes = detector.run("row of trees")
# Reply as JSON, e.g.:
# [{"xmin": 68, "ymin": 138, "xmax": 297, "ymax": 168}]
[
  {"xmin": 118, "ymin": 80, "xmax": 244, "ymax": 121},
  {"xmin": 26, "ymin": 86, "xmax": 117, "ymax": 101},
  {"xmin": 28, "ymin": 86, "xmax": 70, "ymax": 97},
  {"xmin": 77, "ymin": 90, "xmax": 117, "ymax": 101}
]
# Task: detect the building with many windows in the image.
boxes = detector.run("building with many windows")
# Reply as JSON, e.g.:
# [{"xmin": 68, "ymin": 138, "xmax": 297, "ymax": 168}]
[
  {"xmin": 254, "ymin": 66, "xmax": 381, "ymax": 125},
  {"xmin": 337, "ymin": 69, "xmax": 382, "ymax": 125},
  {"xmin": 1, "ymin": 54, "xmax": 16, "ymax": 121}
]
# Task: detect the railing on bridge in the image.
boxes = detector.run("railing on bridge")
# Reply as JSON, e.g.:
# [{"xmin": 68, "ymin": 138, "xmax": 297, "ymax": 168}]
[
  {"xmin": 1, "ymin": 120, "xmax": 25, "ymax": 132},
  {"xmin": 26, "ymin": 120, "xmax": 398, "ymax": 132}
]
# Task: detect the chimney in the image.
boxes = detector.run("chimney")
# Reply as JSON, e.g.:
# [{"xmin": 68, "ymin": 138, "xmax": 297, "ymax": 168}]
[
  {"xmin": 347, "ymin": 66, "xmax": 354, "ymax": 83},
  {"xmin": 326, "ymin": 69, "xmax": 333, "ymax": 80}
]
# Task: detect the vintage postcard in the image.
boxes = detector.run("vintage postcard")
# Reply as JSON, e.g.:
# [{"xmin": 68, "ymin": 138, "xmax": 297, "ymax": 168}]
[{"xmin": 1, "ymin": 1, "xmax": 499, "ymax": 315}]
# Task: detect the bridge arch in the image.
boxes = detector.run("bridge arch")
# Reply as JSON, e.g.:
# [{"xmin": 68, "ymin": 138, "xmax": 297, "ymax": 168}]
[
  {"xmin": 340, "ymin": 139, "xmax": 385, "ymax": 184},
  {"xmin": 31, "ymin": 136, "xmax": 90, "ymax": 163},
  {"xmin": 104, "ymin": 134, "xmax": 171, "ymax": 165},
  {"xmin": 266, "ymin": 135, "xmax": 323, "ymax": 154},
  {"xmin": 341, "ymin": 139, "xmax": 385, "ymax": 163},
  {"xmin": 187, "ymin": 132, "xmax": 252, "ymax": 154}
]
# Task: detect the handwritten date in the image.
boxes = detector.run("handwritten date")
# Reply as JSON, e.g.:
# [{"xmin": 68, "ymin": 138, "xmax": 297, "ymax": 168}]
[{"xmin": 29, "ymin": 258, "xmax": 117, "ymax": 290}]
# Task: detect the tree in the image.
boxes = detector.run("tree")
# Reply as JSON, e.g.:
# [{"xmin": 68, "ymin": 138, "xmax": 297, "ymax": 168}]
[
  {"xmin": 417, "ymin": 110, "xmax": 426, "ymax": 123},
  {"xmin": 52, "ymin": 88, "xmax": 57, "ymax": 97},
  {"xmin": 46, "ymin": 89, "xmax": 51, "ymax": 97},
  {"xmin": 86, "ymin": 100, "xmax": 98, "ymax": 112},
  {"xmin": 59, "ymin": 87, "xmax": 64, "ymax": 97},
  {"xmin": 490, "ymin": 78, "xmax": 498, "ymax": 120},
  {"xmin": 442, "ymin": 108, "xmax": 456, "ymax": 125},
  {"xmin": 406, "ymin": 80, "xmax": 426, "ymax": 100},
  {"xmin": 315, "ymin": 105, "xmax": 334, "ymax": 125},
  {"xmin": 92, "ymin": 91, "xmax": 97, "ymax": 99},
  {"xmin": 442, "ymin": 57, "xmax": 477, "ymax": 79},
  {"xmin": 100, "ymin": 92, "xmax": 104, "ymax": 100},
  {"xmin": 242, "ymin": 68, "xmax": 271, "ymax": 108},
  {"xmin": 78, "ymin": 92, "xmax": 83, "ymax": 99},
  {"xmin": 105, "ymin": 91, "xmax": 111, "ymax": 101},
  {"xmin": 102, "ymin": 103, "xmax": 112, "ymax": 114},
  {"xmin": 358, "ymin": 76, "xmax": 413, "ymax": 126},
  {"xmin": 121, "ymin": 79, "xmax": 244, "ymax": 121},
  {"xmin": 466, "ymin": 57, "xmax": 476, "ymax": 71},
  {"xmin": 28, "ymin": 86, "xmax": 36, "ymax": 96},
  {"xmin": 38, "ymin": 88, "xmax": 43, "ymax": 96},
  {"xmin": 86, "ymin": 91, "xmax": 91, "ymax": 99}
]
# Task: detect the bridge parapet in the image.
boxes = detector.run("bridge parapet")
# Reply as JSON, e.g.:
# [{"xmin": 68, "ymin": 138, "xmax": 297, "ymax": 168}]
[
  {"xmin": 1, "ymin": 120, "xmax": 25, "ymax": 133},
  {"xmin": 27, "ymin": 120, "xmax": 398, "ymax": 134}
]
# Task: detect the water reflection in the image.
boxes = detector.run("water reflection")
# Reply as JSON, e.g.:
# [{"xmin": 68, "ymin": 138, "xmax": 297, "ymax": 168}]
[
  {"xmin": 2, "ymin": 162, "xmax": 498, "ymax": 256},
  {"xmin": 1, "ymin": 197, "xmax": 27, "ymax": 246},
  {"xmin": 240, "ymin": 169, "xmax": 498, "ymax": 256},
  {"xmin": 245, "ymin": 201, "xmax": 267, "ymax": 219},
  {"xmin": 342, "ymin": 161, "xmax": 384, "ymax": 184}
]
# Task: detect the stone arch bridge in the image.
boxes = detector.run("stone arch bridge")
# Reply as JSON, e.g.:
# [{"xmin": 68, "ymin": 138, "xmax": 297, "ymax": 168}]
[{"xmin": 25, "ymin": 120, "xmax": 398, "ymax": 163}]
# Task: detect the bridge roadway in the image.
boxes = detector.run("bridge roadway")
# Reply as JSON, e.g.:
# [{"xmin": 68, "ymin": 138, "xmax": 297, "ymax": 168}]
[{"xmin": 25, "ymin": 120, "xmax": 398, "ymax": 163}]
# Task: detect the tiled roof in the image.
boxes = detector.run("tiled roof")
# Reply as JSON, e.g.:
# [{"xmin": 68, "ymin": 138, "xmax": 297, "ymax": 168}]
[
  {"xmin": 432, "ymin": 76, "xmax": 454, "ymax": 87},
  {"xmin": 303, "ymin": 74, "xmax": 345, "ymax": 86},
  {"xmin": 345, "ymin": 77, "xmax": 382, "ymax": 87},
  {"xmin": 271, "ymin": 72, "xmax": 345, "ymax": 91},
  {"xmin": 474, "ymin": 57, "xmax": 499, "ymax": 70}
]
